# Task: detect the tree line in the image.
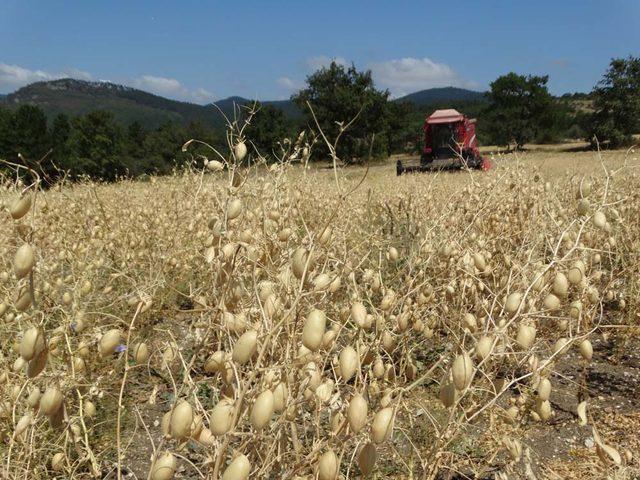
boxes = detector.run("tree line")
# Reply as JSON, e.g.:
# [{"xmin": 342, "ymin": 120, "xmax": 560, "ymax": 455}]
[
  {"xmin": 292, "ymin": 55, "xmax": 639, "ymax": 159},
  {"xmin": 0, "ymin": 107, "xmax": 223, "ymax": 182},
  {"xmin": 0, "ymin": 101, "xmax": 306, "ymax": 183},
  {"xmin": 0, "ymin": 56, "xmax": 638, "ymax": 181}
]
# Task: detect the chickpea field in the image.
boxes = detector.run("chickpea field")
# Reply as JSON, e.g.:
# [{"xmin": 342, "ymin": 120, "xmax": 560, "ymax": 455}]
[{"xmin": 1, "ymin": 141, "xmax": 640, "ymax": 480}]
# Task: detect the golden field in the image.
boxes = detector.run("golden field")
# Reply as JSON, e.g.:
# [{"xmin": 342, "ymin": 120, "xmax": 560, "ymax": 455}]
[{"xmin": 1, "ymin": 144, "xmax": 639, "ymax": 479}]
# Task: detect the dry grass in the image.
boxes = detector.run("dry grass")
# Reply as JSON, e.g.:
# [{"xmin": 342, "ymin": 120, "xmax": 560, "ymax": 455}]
[{"xmin": 1, "ymin": 140, "xmax": 639, "ymax": 479}]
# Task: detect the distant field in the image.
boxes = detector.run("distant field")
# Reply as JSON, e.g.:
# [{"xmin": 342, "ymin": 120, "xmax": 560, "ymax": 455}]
[{"xmin": 350, "ymin": 144, "xmax": 638, "ymax": 184}]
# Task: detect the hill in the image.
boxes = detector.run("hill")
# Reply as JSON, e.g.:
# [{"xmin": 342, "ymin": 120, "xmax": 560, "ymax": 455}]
[
  {"xmin": 1, "ymin": 79, "xmax": 228, "ymax": 129},
  {"xmin": 209, "ymin": 96, "xmax": 302, "ymax": 119},
  {"xmin": 1, "ymin": 80, "xmax": 493, "ymax": 130},
  {"xmin": 0, "ymin": 79, "xmax": 306, "ymax": 129},
  {"xmin": 394, "ymin": 87, "xmax": 486, "ymax": 106}
]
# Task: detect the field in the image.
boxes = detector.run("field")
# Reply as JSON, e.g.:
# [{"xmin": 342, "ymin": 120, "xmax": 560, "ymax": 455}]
[{"xmin": 1, "ymin": 142, "xmax": 640, "ymax": 480}]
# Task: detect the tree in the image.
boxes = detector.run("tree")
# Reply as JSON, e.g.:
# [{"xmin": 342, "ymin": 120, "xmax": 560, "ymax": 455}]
[
  {"xmin": 48, "ymin": 113, "xmax": 72, "ymax": 178},
  {"xmin": 122, "ymin": 121, "xmax": 148, "ymax": 175},
  {"xmin": 67, "ymin": 111, "xmax": 125, "ymax": 180},
  {"xmin": 51, "ymin": 113, "xmax": 71, "ymax": 150},
  {"xmin": 142, "ymin": 122, "xmax": 187, "ymax": 175},
  {"xmin": 245, "ymin": 104, "xmax": 291, "ymax": 160},
  {"xmin": 384, "ymin": 101, "xmax": 415, "ymax": 154},
  {"xmin": 6, "ymin": 105, "xmax": 50, "ymax": 162},
  {"xmin": 0, "ymin": 107, "xmax": 12, "ymax": 160},
  {"xmin": 588, "ymin": 56, "xmax": 640, "ymax": 148},
  {"xmin": 126, "ymin": 121, "xmax": 147, "ymax": 153},
  {"xmin": 293, "ymin": 62, "xmax": 389, "ymax": 162},
  {"xmin": 483, "ymin": 73, "xmax": 554, "ymax": 149}
]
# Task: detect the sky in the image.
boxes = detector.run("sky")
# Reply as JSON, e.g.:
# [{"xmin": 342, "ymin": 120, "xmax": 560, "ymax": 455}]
[{"xmin": 1, "ymin": 1, "xmax": 638, "ymax": 103}]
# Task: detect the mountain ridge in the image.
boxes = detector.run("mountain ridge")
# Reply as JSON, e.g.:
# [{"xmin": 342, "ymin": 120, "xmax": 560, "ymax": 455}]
[
  {"xmin": 394, "ymin": 86, "xmax": 486, "ymax": 106},
  {"xmin": 1, "ymin": 78, "xmax": 489, "ymax": 129}
]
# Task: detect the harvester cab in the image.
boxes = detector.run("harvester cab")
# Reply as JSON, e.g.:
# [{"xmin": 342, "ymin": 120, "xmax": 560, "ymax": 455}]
[{"xmin": 396, "ymin": 109, "xmax": 489, "ymax": 175}]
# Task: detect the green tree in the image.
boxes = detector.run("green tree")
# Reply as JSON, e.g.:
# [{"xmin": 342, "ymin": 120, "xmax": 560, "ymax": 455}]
[
  {"xmin": 535, "ymin": 101, "xmax": 573, "ymax": 144},
  {"xmin": 185, "ymin": 120, "xmax": 219, "ymax": 167},
  {"xmin": 6, "ymin": 105, "xmax": 50, "ymax": 163},
  {"xmin": 123, "ymin": 121, "xmax": 148, "ymax": 175},
  {"xmin": 127, "ymin": 121, "xmax": 147, "ymax": 153},
  {"xmin": 588, "ymin": 56, "xmax": 640, "ymax": 148},
  {"xmin": 245, "ymin": 104, "xmax": 291, "ymax": 160},
  {"xmin": 142, "ymin": 122, "xmax": 187, "ymax": 175},
  {"xmin": 67, "ymin": 111, "xmax": 125, "ymax": 180},
  {"xmin": 0, "ymin": 107, "xmax": 12, "ymax": 160},
  {"xmin": 293, "ymin": 62, "xmax": 389, "ymax": 162},
  {"xmin": 484, "ymin": 73, "xmax": 554, "ymax": 149},
  {"xmin": 384, "ymin": 101, "xmax": 416, "ymax": 154},
  {"xmin": 48, "ymin": 113, "xmax": 72, "ymax": 178},
  {"xmin": 51, "ymin": 114, "xmax": 71, "ymax": 150}
]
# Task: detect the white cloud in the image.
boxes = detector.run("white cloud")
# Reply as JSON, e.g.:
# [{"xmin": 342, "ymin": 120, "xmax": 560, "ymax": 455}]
[
  {"xmin": 306, "ymin": 55, "xmax": 348, "ymax": 71},
  {"xmin": 369, "ymin": 57, "xmax": 475, "ymax": 97},
  {"xmin": 191, "ymin": 87, "xmax": 215, "ymax": 103},
  {"xmin": 277, "ymin": 77, "xmax": 296, "ymax": 89},
  {"xmin": 134, "ymin": 75, "xmax": 186, "ymax": 96},
  {"xmin": 276, "ymin": 76, "xmax": 304, "ymax": 94},
  {"xmin": 0, "ymin": 62, "xmax": 93, "ymax": 92},
  {"xmin": 133, "ymin": 75, "xmax": 214, "ymax": 103}
]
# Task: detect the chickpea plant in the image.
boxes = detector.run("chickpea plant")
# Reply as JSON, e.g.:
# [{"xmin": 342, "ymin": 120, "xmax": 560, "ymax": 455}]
[{"xmin": 0, "ymin": 113, "xmax": 638, "ymax": 480}]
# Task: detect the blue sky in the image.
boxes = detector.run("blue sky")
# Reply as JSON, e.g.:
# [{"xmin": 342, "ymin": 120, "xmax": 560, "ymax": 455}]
[{"xmin": 1, "ymin": 1, "xmax": 638, "ymax": 103}]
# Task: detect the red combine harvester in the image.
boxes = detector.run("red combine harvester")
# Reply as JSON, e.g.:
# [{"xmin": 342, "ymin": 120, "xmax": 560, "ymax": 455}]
[{"xmin": 396, "ymin": 109, "xmax": 490, "ymax": 175}]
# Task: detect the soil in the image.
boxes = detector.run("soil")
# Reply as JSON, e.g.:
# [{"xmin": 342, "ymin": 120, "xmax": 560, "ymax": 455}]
[
  {"xmin": 108, "ymin": 323, "xmax": 640, "ymax": 479},
  {"xmin": 404, "ymin": 337, "xmax": 640, "ymax": 480},
  {"xmin": 527, "ymin": 335, "xmax": 640, "ymax": 479}
]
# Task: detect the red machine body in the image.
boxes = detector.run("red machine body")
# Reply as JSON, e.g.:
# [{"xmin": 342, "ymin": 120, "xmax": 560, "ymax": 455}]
[
  {"xmin": 396, "ymin": 108, "xmax": 489, "ymax": 175},
  {"xmin": 422, "ymin": 109, "xmax": 484, "ymax": 166}
]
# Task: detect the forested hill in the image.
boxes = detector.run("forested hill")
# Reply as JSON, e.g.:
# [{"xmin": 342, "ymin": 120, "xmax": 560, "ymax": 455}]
[
  {"xmin": 394, "ymin": 86, "xmax": 486, "ymax": 106},
  {"xmin": 2, "ymin": 79, "xmax": 222, "ymax": 129},
  {"xmin": 1, "ymin": 79, "xmax": 489, "ymax": 128}
]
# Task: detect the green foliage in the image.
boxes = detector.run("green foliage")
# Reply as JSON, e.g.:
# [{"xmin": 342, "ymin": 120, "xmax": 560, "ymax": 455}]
[
  {"xmin": 0, "ymin": 105, "xmax": 53, "ymax": 182},
  {"xmin": 588, "ymin": 56, "xmax": 640, "ymax": 148},
  {"xmin": 51, "ymin": 114, "xmax": 72, "ymax": 150},
  {"xmin": 384, "ymin": 101, "xmax": 416, "ymax": 154},
  {"xmin": 48, "ymin": 114, "xmax": 72, "ymax": 177},
  {"xmin": 483, "ymin": 73, "xmax": 555, "ymax": 148},
  {"xmin": 0, "ymin": 104, "xmax": 219, "ymax": 181},
  {"xmin": 0, "ymin": 108, "xmax": 13, "ymax": 161},
  {"xmin": 244, "ymin": 104, "xmax": 293, "ymax": 160},
  {"xmin": 67, "ymin": 111, "xmax": 126, "ymax": 180},
  {"xmin": 293, "ymin": 62, "xmax": 390, "ymax": 162},
  {"xmin": 139, "ymin": 123, "xmax": 188, "ymax": 176},
  {"xmin": 534, "ymin": 101, "xmax": 574, "ymax": 144},
  {"xmin": 6, "ymin": 105, "xmax": 50, "ymax": 162}
]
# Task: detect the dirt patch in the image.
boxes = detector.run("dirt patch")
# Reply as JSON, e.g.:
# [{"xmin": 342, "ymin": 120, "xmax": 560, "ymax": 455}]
[
  {"xmin": 528, "ymin": 336, "xmax": 640, "ymax": 479},
  {"xmin": 400, "ymin": 336, "xmax": 640, "ymax": 479},
  {"xmin": 499, "ymin": 335, "xmax": 640, "ymax": 478}
]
